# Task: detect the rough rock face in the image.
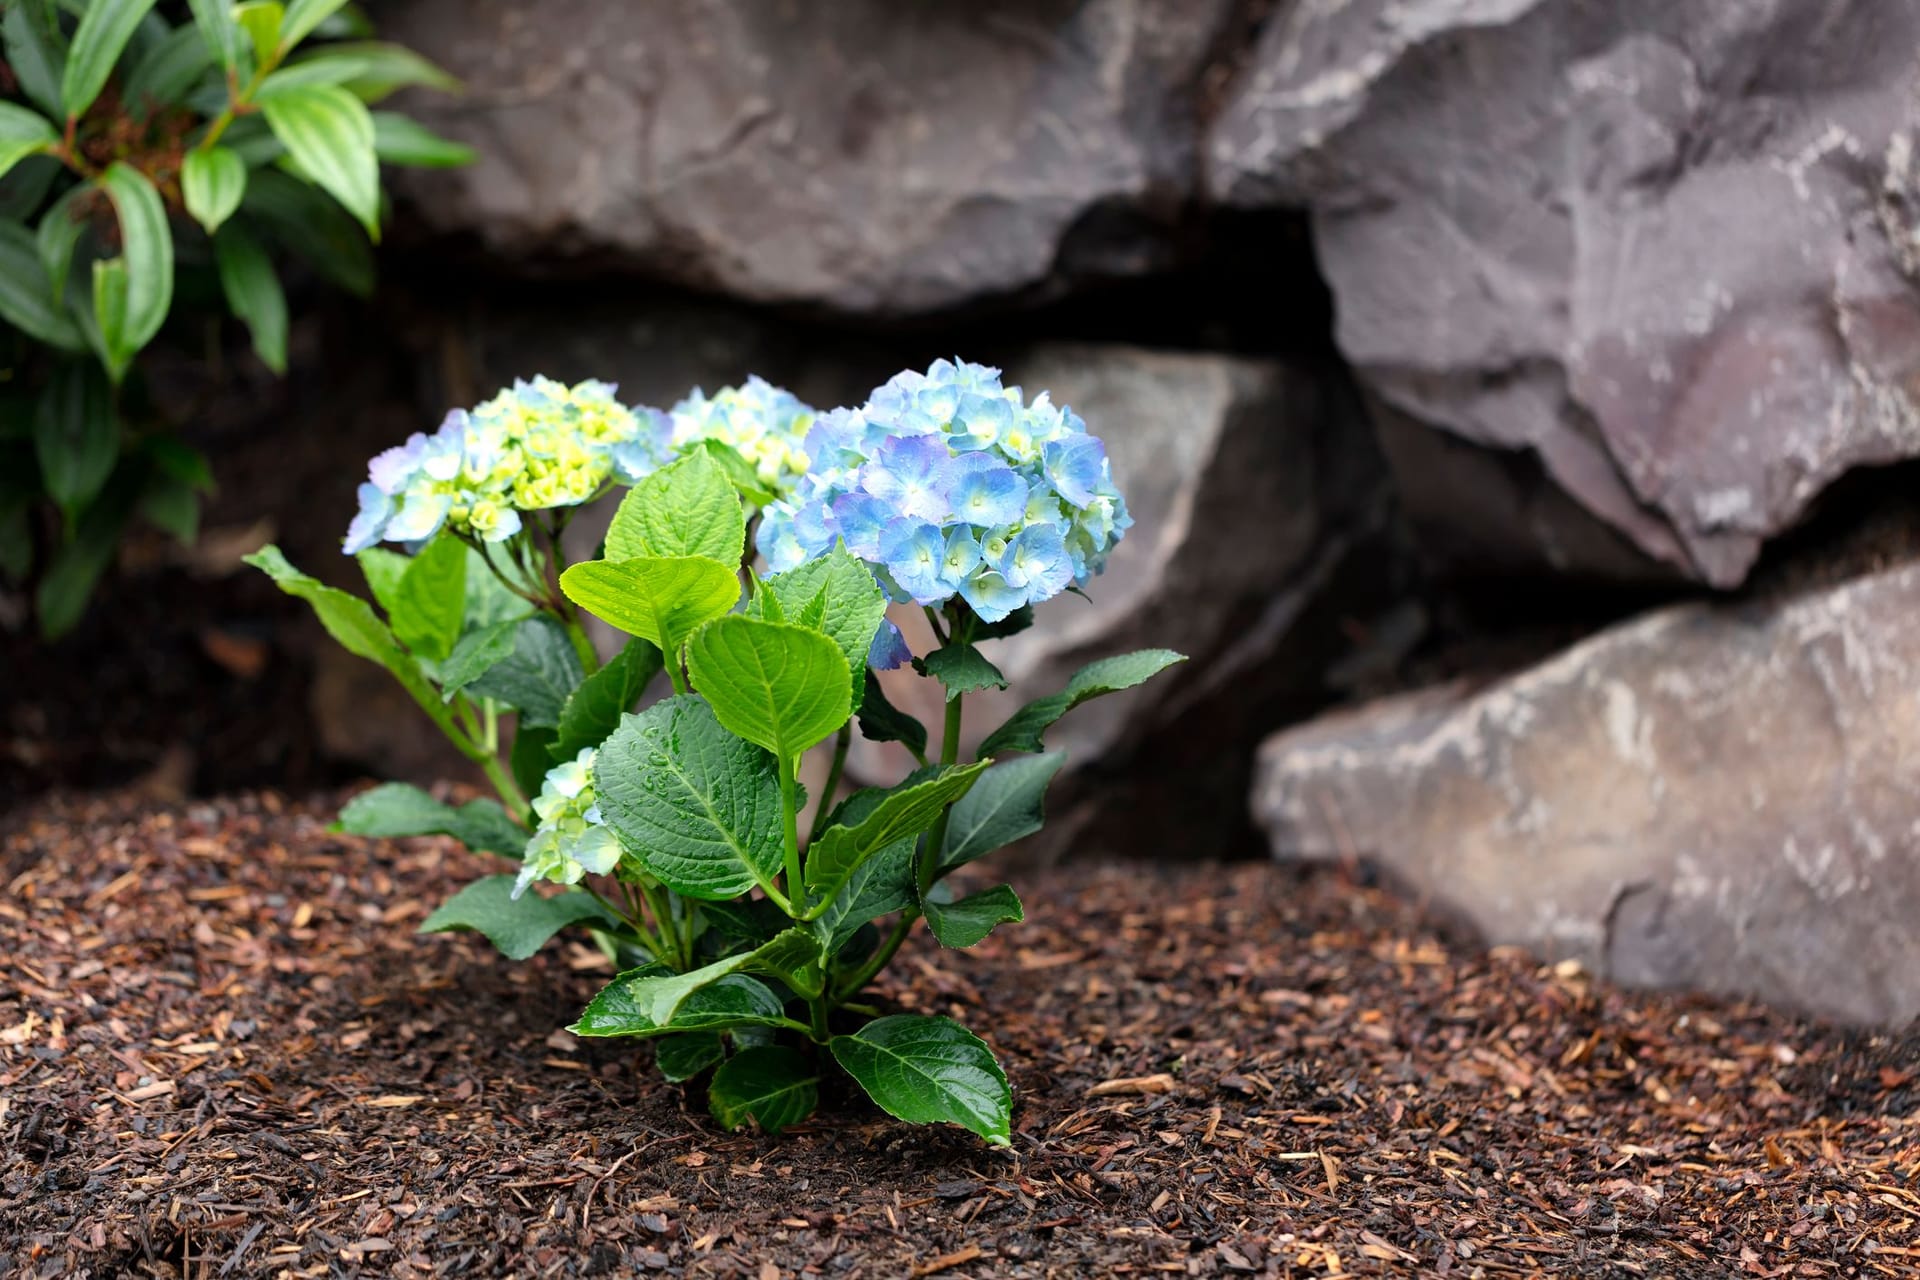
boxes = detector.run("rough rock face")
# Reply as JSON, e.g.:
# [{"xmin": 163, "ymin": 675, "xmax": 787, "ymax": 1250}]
[
  {"xmin": 1254, "ymin": 564, "xmax": 1920, "ymax": 1026},
  {"xmin": 383, "ymin": 0, "xmax": 1234, "ymax": 312},
  {"xmin": 1212, "ymin": 0, "xmax": 1920, "ymax": 586}
]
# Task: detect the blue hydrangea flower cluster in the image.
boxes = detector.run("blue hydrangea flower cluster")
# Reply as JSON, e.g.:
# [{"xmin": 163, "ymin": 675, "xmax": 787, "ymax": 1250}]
[
  {"xmin": 756, "ymin": 359, "xmax": 1130, "ymax": 623},
  {"xmin": 668, "ymin": 376, "xmax": 816, "ymax": 493},
  {"xmin": 344, "ymin": 377, "xmax": 670, "ymax": 554},
  {"xmin": 513, "ymin": 747, "xmax": 622, "ymax": 898}
]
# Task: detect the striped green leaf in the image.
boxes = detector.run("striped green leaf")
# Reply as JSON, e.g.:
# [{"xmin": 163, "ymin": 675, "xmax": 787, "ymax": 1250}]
[
  {"xmin": 260, "ymin": 83, "xmax": 379, "ymax": 237},
  {"xmin": 213, "ymin": 222, "xmax": 288, "ymax": 373},
  {"xmin": 0, "ymin": 101, "xmax": 58, "ymax": 183},
  {"xmin": 181, "ymin": 146, "xmax": 247, "ymax": 233},
  {"xmin": 92, "ymin": 162, "xmax": 174, "ymax": 382},
  {"xmin": 61, "ymin": 0, "xmax": 161, "ymax": 119}
]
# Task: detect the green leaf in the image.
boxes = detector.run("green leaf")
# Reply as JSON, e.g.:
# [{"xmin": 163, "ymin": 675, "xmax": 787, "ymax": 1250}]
[
  {"xmin": 61, "ymin": 0, "xmax": 161, "ymax": 119},
  {"xmin": 232, "ymin": 1, "xmax": 282, "ymax": 67},
  {"xmin": 143, "ymin": 436, "xmax": 215, "ymax": 491},
  {"xmin": 803, "ymin": 762, "xmax": 989, "ymax": 907},
  {"xmin": 574, "ymin": 930, "xmax": 822, "ymax": 1030},
  {"xmin": 138, "ymin": 470, "xmax": 200, "ymax": 544},
  {"xmin": 122, "ymin": 21, "xmax": 214, "ymax": 110},
  {"xmin": 978, "ymin": 649, "xmax": 1188, "ymax": 756},
  {"xmin": 2, "ymin": 6, "xmax": 66, "ymax": 117},
  {"xmin": 923, "ymin": 883, "xmax": 1023, "ymax": 948},
  {"xmin": 355, "ymin": 545, "xmax": 407, "ymax": 614},
  {"xmin": 259, "ymin": 83, "xmax": 379, "ymax": 237},
  {"xmin": 573, "ymin": 972, "xmax": 787, "ymax": 1040},
  {"xmin": 689, "ymin": 438, "xmax": 776, "ymax": 506},
  {"xmin": 686, "ymin": 615, "xmax": 850, "ymax": 770},
  {"xmin": 389, "ymin": 532, "xmax": 466, "ymax": 661},
  {"xmin": 335, "ymin": 781, "xmax": 527, "ymax": 857},
  {"xmin": 463, "ymin": 548, "xmax": 533, "ymax": 628},
  {"xmin": 437, "ymin": 618, "xmax": 518, "ymax": 699},
  {"xmin": 940, "ymin": 752, "xmax": 1067, "ymax": 872},
  {"xmin": 605, "ymin": 452, "xmax": 744, "ymax": 565},
  {"xmin": 212, "ymin": 221, "xmax": 288, "ymax": 372},
  {"xmin": 831, "ymin": 1015, "xmax": 1011, "ymax": 1145},
  {"xmin": 467, "ymin": 617, "xmax": 585, "ymax": 728},
  {"xmin": 0, "ymin": 100, "xmax": 58, "ymax": 182},
  {"xmin": 749, "ymin": 547, "xmax": 888, "ymax": 713},
  {"xmin": 93, "ymin": 162, "xmax": 174, "ymax": 381},
  {"xmin": 654, "ymin": 1033, "xmax": 723, "ymax": 1082},
  {"xmin": 35, "ymin": 467, "xmax": 130, "ymax": 638},
  {"xmin": 36, "ymin": 185, "xmax": 88, "ymax": 307},
  {"xmin": 510, "ymin": 723, "xmax": 558, "ymax": 800},
  {"xmin": 592, "ymin": 695, "xmax": 783, "ymax": 902},
  {"xmin": 915, "ymin": 643, "xmax": 1007, "ymax": 702},
  {"xmin": 253, "ymin": 54, "xmax": 373, "ymax": 95},
  {"xmin": 369, "ymin": 111, "xmax": 473, "ymax": 167},
  {"xmin": 700, "ymin": 897, "xmax": 792, "ymax": 952},
  {"xmin": 809, "ymin": 836, "xmax": 916, "ymax": 955},
  {"xmin": 241, "ymin": 167, "xmax": 371, "ymax": 296},
  {"xmin": 710, "ymin": 1046, "xmax": 818, "ymax": 1136},
  {"xmin": 292, "ymin": 40, "xmax": 458, "ymax": 102},
  {"xmin": 185, "ymin": 0, "xmax": 244, "ymax": 72},
  {"xmin": 0, "ymin": 153, "xmax": 57, "ymax": 223},
  {"xmin": 975, "ymin": 605, "xmax": 1034, "ymax": 640},
  {"xmin": 32, "ymin": 361, "xmax": 117, "ymax": 519},
  {"xmin": 419, "ymin": 875, "xmax": 614, "ymax": 961},
  {"xmin": 181, "ymin": 146, "xmax": 247, "ymax": 233},
  {"xmin": 277, "ymin": 0, "xmax": 349, "ymax": 51},
  {"xmin": 550, "ymin": 637, "xmax": 663, "ymax": 762},
  {"xmin": 856, "ymin": 671, "xmax": 927, "ymax": 759},
  {"xmin": 0, "ymin": 222, "xmax": 85, "ymax": 350},
  {"xmin": 560, "ymin": 555, "xmax": 740, "ymax": 662}
]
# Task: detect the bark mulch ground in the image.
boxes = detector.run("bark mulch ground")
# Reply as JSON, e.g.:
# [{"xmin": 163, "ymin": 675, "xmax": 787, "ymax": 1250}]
[{"xmin": 2, "ymin": 791, "xmax": 1917, "ymax": 1279}]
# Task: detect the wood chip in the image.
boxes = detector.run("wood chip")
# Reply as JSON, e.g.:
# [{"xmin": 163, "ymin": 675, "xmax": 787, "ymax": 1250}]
[{"xmin": 1088, "ymin": 1073, "xmax": 1176, "ymax": 1097}]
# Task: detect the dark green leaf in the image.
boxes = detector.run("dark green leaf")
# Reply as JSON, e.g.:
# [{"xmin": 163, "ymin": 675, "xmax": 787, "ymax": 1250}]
[
  {"xmin": 605, "ymin": 451, "xmax": 744, "ymax": 565},
  {"xmin": 748, "ymin": 547, "xmax": 888, "ymax": 712},
  {"xmin": 369, "ymin": 111, "xmax": 473, "ymax": 166},
  {"xmin": 123, "ymin": 21, "xmax": 214, "ymax": 110},
  {"xmin": 32, "ymin": 360, "xmax": 117, "ymax": 518},
  {"xmin": 978, "ymin": 649, "xmax": 1187, "ymax": 756},
  {"xmin": 241, "ymin": 167, "xmax": 372, "ymax": 295},
  {"xmin": 437, "ymin": 618, "xmax": 518, "ymax": 699},
  {"xmin": 592, "ymin": 695, "xmax": 783, "ymax": 902},
  {"xmin": 804, "ymin": 762, "xmax": 989, "ymax": 907},
  {"xmin": 973, "ymin": 605, "xmax": 1034, "ymax": 640},
  {"xmin": 61, "ymin": 0, "xmax": 161, "ymax": 119},
  {"xmin": 572, "ymin": 972, "xmax": 787, "ymax": 1040},
  {"xmin": 94, "ymin": 162, "xmax": 175, "ymax": 380},
  {"xmin": 549, "ymin": 637, "xmax": 663, "ymax": 761},
  {"xmin": 35, "ymin": 185, "xmax": 88, "ymax": 308},
  {"xmin": 138, "ymin": 470, "xmax": 199, "ymax": 544},
  {"xmin": 915, "ymin": 643, "xmax": 1007, "ymax": 701},
  {"xmin": 940, "ymin": 752, "xmax": 1066, "ymax": 872},
  {"xmin": 389, "ymin": 532, "xmax": 465, "ymax": 661},
  {"xmin": 856, "ymin": 670, "xmax": 927, "ymax": 758},
  {"xmin": 260, "ymin": 83, "xmax": 379, "ymax": 236},
  {"xmin": 467, "ymin": 617, "xmax": 584, "ymax": 728},
  {"xmin": 418, "ymin": 875, "xmax": 614, "ymax": 961},
  {"xmin": 654, "ymin": 1033, "xmax": 723, "ymax": 1082},
  {"xmin": 699, "ymin": 897, "xmax": 791, "ymax": 951},
  {"xmin": 808, "ymin": 836, "xmax": 916, "ymax": 955},
  {"xmin": 685, "ymin": 615, "xmax": 850, "ymax": 770},
  {"xmin": 143, "ymin": 436, "xmax": 215, "ymax": 491},
  {"xmin": 709, "ymin": 1046, "xmax": 818, "ymax": 1136},
  {"xmin": 572, "ymin": 930, "xmax": 821, "ymax": 1030},
  {"xmin": 212, "ymin": 221, "xmax": 289, "ymax": 372},
  {"xmin": 335, "ymin": 781, "xmax": 527, "ymax": 857},
  {"xmin": 560, "ymin": 555, "xmax": 740, "ymax": 660},
  {"xmin": 2, "ymin": 6, "xmax": 66, "ymax": 117},
  {"xmin": 0, "ymin": 154, "xmax": 59, "ymax": 221},
  {"xmin": 35, "ymin": 469, "xmax": 131, "ymax": 638},
  {"xmin": 181, "ymin": 146, "xmax": 247, "ymax": 233},
  {"xmin": 186, "ymin": 0, "xmax": 244, "ymax": 72},
  {"xmin": 510, "ymin": 723, "xmax": 557, "ymax": 800},
  {"xmin": 0, "ymin": 222, "xmax": 85, "ymax": 350},
  {"xmin": 923, "ymin": 883, "xmax": 1023, "ymax": 948},
  {"xmin": 831, "ymin": 1015, "xmax": 1010, "ymax": 1145}
]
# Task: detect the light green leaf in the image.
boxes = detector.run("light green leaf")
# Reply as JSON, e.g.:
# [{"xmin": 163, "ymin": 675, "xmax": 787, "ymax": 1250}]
[
  {"xmin": 212, "ymin": 221, "xmax": 288, "ymax": 372},
  {"xmin": 185, "ymin": 0, "xmax": 243, "ymax": 72},
  {"xmin": 368, "ymin": 111, "xmax": 472, "ymax": 167},
  {"xmin": 0, "ymin": 100, "xmax": 58, "ymax": 182},
  {"xmin": 2, "ymin": 6, "xmax": 65, "ymax": 117},
  {"xmin": 335, "ymin": 781, "xmax": 526, "ymax": 857},
  {"xmin": 923, "ymin": 883, "xmax": 1023, "ymax": 949},
  {"xmin": 467, "ymin": 617, "xmax": 585, "ymax": 728},
  {"xmin": 32, "ymin": 360, "xmax": 117, "ymax": 519},
  {"xmin": 389, "ymin": 532, "xmax": 465, "ymax": 661},
  {"xmin": 62, "ymin": 0, "xmax": 161, "ymax": 119},
  {"xmin": 559, "ymin": 555, "xmax": 739, "ymax": 660},
  {"xmin": 253, "ymin": 54, "xmax": 373, "ymax": 95},
  {"xmin": 710, "ymin": 1046, "xmax": 818, "ymax": 1136},
  {"xmin": 122, "ymin": 21, "xmax": 214, "ymax": 109},
  {"xmin": 831, "ymin": 1015, "xmax": 1011, "ymax": 1145},
  {"xmin": 355, "ymin": 545, "xmax": 408, "ymax": 616},
  {"xmin": 940, "ymin": 752, "xmax": 1066, "ymax": 872},
  {"xmin": 94, "ymin": 162, "xmax": 175, "ymax": 380},
  {"xmin": 915, "ymin": 643, "xmax": 1007, "ymax": 701},
  {"xmin": 0, "ymin": 222, "xmax": 85, "ymax": 350},
  {"xmin": 181, "ymin": 146, "xmax": 247, "ymax": 233},
  {"xmin": 437, "ymin": 618, "xmax": 518, "ymax": 700},
  {"xmin": 277, "ymin": 0, "xmax": 348, "ymax": 51},
  {"xmin": 572, "ymin": 929, "xmax": 822, "ymax": 1030},
  {"xmin": 803, "ymin": 761, "xmax": 989, "ymax": 908},
  {"xmin": 232, "ymin": 1, "xmax": 282, "ymax": 67},
  {"xmin": 809, "ymin": 836, "xmax": 916, "ymax": 955},
  {"xmin": 856, "ymin": 671, "xmax": 927, "ymax": 759},
  {"xmin": 36, "ymin": 185, "xmax": 88, "ymax": 307},
  {"xmin": 686, "ymin": 615, "xmax": 850, "ymax": 770},
  {"xmin": 605, "ymin": 451, "xmax": 744, "ymax": 565},
  {"xmin": 260, "ymin": 82, "xmax": 380, "ymax": 237},
  {"xmin": 549, "ymin": 637, "xmax": 663, "ymax": 762},
  {"xmin": 464, "ymin": 548, "xmax": 533, "ymax": 628},
  {"xmin": 292, "ymin": 40, "xmax": 458, "ymax": 102},
  {"xmin": 654, "ymin": 1032, "xmax": 723, "ymax": 1082},
  {"xmin": 592, "ymin": 695, "xmax": 783, "ymax": 901},
  {"xmin": 749, "ymin": 547, "xmax": 888, "ymax": 713},
  {"xmin": 978, "ymin": 649, "xmax": 1187, "ymax": 756},
  {"xmin": 572, "ymin": 972, "xmax": 787, "ymax": 1040},
  {"xmin": 419, "ymin": 875, "xmax": 615, "ymax": 961}
]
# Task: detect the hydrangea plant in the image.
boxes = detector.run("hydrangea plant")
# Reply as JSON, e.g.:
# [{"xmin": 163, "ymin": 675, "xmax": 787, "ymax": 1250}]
[{"xmin": 248, "ymin": 360, "xmax": 1184, "ymax": 1144}]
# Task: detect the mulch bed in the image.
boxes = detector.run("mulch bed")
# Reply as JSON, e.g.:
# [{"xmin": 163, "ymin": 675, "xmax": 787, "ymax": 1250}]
[{"xmin": 2, "ymin": 792, "xmax": 1916, "ymax": 1279}]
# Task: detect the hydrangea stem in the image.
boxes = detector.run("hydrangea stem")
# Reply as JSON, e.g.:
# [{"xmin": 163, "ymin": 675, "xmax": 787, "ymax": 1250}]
[
  {"xmin": 807, "ymin": 723, "xmax": 852, "ymax": 845},
  {"xmin": 779, "ymin": 763, "xmax": 804, "ymax": 908},
  {"xmin": 917, "ymin": 693, "xmax": 964, "ymax": 896},
  {"xmin": 476, "ymin": 751, "xmax": 529, "ymax": 823}
]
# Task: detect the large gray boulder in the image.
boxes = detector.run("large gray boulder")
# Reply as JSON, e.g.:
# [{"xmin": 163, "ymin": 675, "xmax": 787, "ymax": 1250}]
[
  {"xmin": 383, "ymin": 0, "xmax": 1234, "ymax": 312},
  {"xmin": 1254, "ymin": 563, "xmax": 1920, "ymax": 1026},
  {"xmin": 1211, "ymin": 0, "xmax": 1920, "ymax": 586}
]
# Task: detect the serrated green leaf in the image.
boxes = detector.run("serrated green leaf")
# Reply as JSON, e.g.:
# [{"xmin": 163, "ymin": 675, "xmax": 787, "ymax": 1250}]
[
  {"xmin": 686, "ymin": 615, "xmax": 850, "ymax": 771},
  {"xmin": 573, "ymin": 930, "xmax": 820, "ymax": 1030},
  {"xmin": 940, "ymin": 752, "xmax": 1066, "ymax": 872},
  {"xmin": 560, "ymin": 555, "xmax": 740, "ymax": 662},
  {"xmin": 466, "ymin": 617, "xmax": 584, "ymax": 728},
  {"xmin": 831, "ymin": 1015, "xmax": 1010, "ymax": 1145},
  {"xmin": 572, "ymin": 973, "xmax": 787, "ymax": 1041},
  {"xmin": 389, "ymin": 532, "xmax": 465, "ymax": 661},
  {"xmin": 0, "ymin": 100, "xmax": 58, "ymax": 183},
  {"xmin": 419, "ymin": 875, "xmax": 614, "ymax": 961},
  {"xmin": 803, "ymin": 761, "xmax": 989, "ymax": 908},
  {"xmin": 123, "ymin": 21, "xmax": 214, "ymax": 110},
  {"xmin": 3, "ymin": 6, "xmax": 65, "ymax": 117},
  {"xmin": 654, "ymin": 1033, "xmax": 723, "ymax": 1082},
  {"xmin": 749, "ymin": 547, "xmax": 888, "ymax": 713},
  {"xmin": 62, "ymin": 0, "xmax": 161, "ymax": 119},
  {"xmin": 463, "ymin": 548, "xmax": 533, "ymax": 629},
  {"xmin": 32, "ymin": 360, "xmax": 117, "ymax": 519},
  {"xmin": 369, "ymin": 111, "xmax": 473, "ymax": 167},
  {"xmin": 689, "ymin": 438, "xmax": 776, "ymax": 506},
  {"xmin": 240, "ymin": 167, "xmax": 372, "ymax": 296},
  {"xmin": 94, "ymin": 162, "xmax": 174, "ymax": 380},
  {"xmin": 185, "ymin": 0, "xmax": 243, "ymax": 72},
  {"xmin": 809, "ymin": 836, "xmax": 916, "ymax": 956},
  {"xmin": 181, "ymin": 146, "xmax": 246, "ymax": 233},
  {"xmin": 0, "ymin": 222, "xmax": 85, "ymax": 350},
  {"xmin": 335, "ymin": 781, "xmax": 527, "ymax": 858},
  {"xmin": 593, "ymin": 695, "xmax": 784, "ymax": 902},
  {"xmin": 212, "ymin": 221, "xmax": 288, "ymax": 372},
  {"xmin": 605, "ymin": 452, "xmax": 744, "ymax": 565},
  {"xmin": 550, "ymin": 637, "xmax": 662, "ymax": 761},
  {"xmin": 700, "ymin": 897, "xmax": 792, "ymax": 952},
  {"xmin": 978, "ymin": 649, "xmax": 1187, "ymax": 756},
  {"xmin": 277, "ymin": 0, "xmax": 349, "ymax": 51},
  {"xmin": 856, "ymin": 671, "xmax": 927, "ymax": 758},
  {"xmin": 260, "ymin": 83, "xmax": 379, "ymax": 237},
  {"xmin": 710, "ymin": 1046, "xmax": 818, "ymax": 1136},
  {"xmin": 923, "ymin": 883, "xmax": 1023, "ymax": 948},
  {"xmin": 915, "ymin": 643, "xmax": 1007, "ymax": 701},
  {"xmin": 436, "ymin": 617, "xmax": 519, "ymax": 699}
]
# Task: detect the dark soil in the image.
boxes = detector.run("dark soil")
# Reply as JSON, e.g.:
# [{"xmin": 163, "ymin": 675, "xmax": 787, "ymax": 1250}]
[{"xmin": 2, "ymin": 791, "xmax": 1917, "ymax": 1279}]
